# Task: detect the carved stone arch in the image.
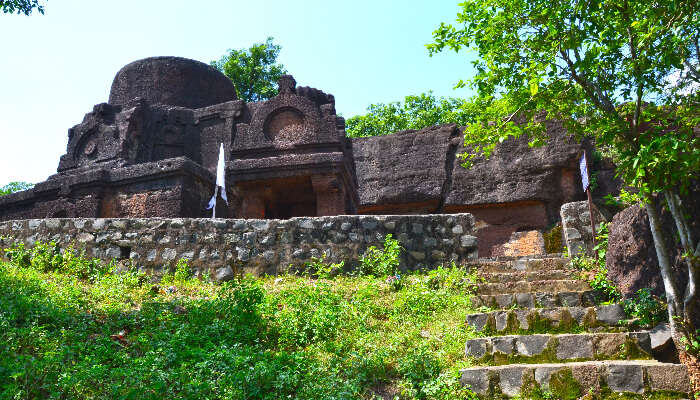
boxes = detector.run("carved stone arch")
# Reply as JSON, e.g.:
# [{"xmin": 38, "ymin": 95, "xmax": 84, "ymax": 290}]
[
  {"xmin": 244, "ymin": 94, "xmax": 323, "ymax": 149},
  {"xmin": 263, "ymin": 107, "xmax": 306, "ymax": 146},
  {"xmin": 74, "ymin": 128, "xmax": 99, "ymax": 163}
]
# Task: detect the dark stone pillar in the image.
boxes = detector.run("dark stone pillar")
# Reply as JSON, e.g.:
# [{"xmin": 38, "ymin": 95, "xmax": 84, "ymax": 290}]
[{"xmin": 312, "ymin": 175, "xmax": 345, "ymax": 216}]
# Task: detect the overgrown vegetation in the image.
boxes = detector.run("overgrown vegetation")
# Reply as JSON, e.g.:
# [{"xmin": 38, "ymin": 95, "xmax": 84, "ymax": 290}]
[
  {"xmin": 0, "ymin": 240, "xmax": 485, "ymax": 399},
  {"xmin": 622, "ymin": 288, "xmax": 668, "ymax": 328},
  {"xmin": 570, "ymin": 223, "xmax": 621, "ymax": 303},
  {"xmin": 569, "ymin": 223, "xmax": 669, "ymax": 328},
  {"xmin": 357, "ymin": 234, "xmax": 403, "ymax": 277}
]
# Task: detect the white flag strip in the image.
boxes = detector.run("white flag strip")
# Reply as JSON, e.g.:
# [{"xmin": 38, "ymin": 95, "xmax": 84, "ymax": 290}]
[
  {"xmin": 216, "ymin": 143, "xmax": 228, "ymax": 204},
  {"xmin": 206, "ymin": 143, "xmax": 228, "ymax": 210},
  {"xmin": 207, "ymin": 186, "xmax": 218, "ymax": 210},
  {"xmin": 580, "ymin": 153, "xmax": 589, "ymax": 192}
]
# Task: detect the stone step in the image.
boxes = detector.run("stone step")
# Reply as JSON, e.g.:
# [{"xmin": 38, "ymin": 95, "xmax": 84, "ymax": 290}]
[
  {"xmin": 465, "ymin": 332, "xmax": 652, "ymax": 365},
  {"xmin": 460, "ymin": 360, "xmax": 690, "ymax": 398},
  {"xmin": 475, "ymin": 279, "xmax": 590, "ymax": 295},
  {"xmin": 466, "ymin": 304, "xmax": 629, "ymax": 334},
  {"xmin": 467, "ymin": 257, "xmax": 570, "ymax": 274},
  {"xmin": 477, "ymin": 269, "xmax": 578, "ymax": 283},
  {"xmin": 471, "ymin": 289, "xmax": 605, "ymax": 309}
]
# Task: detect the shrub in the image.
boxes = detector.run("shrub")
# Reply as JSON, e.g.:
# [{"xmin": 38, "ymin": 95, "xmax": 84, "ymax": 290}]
[
  {"xmin": 357, "ymin": 234, "xmax": 402, "ymax": 277},
  {"xmin": 622, "ymin": 288, "xmax": 667, "ymax": 327},
  {"xmin": 303, "ymin": 254, "xmax": 344, "ymax": 279},
  {"xmin": 5, "ymin": 241, "xmax": 108, "ymax": 281}
]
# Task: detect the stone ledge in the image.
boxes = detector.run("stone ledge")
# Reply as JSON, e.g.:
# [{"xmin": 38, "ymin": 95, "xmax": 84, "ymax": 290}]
[
  {"xmin": 465, "ymin": 332, "xmax": 652, "ymax": 364},
  {"xmin": 471, "ymin": 289, "xmax": 606, "ymax": 309},
  {"xmin": 466, "ymin": 304, "xmax": 629, "ymax": 334},
  {"xmin": 460, "ymin": 360, "xmax": 690, "ymax": 397}
]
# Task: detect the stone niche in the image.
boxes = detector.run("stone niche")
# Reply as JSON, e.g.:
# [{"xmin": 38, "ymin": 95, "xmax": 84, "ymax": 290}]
[{"xmin": 228, "ymin": 75, "xmax": 358, "ymax": 219}]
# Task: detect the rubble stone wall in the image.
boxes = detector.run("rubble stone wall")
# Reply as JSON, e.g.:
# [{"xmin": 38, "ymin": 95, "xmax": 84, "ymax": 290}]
[
  {"xmin": 560, "ymin": 201, "xmax": 607, "ymax": 257},
  {"xmin": 0, "ymin": 214, "xmax": 478, "ymax": 279}
]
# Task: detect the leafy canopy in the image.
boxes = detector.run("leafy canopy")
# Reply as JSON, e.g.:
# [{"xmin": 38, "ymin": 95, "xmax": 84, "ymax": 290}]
[
  {"xmin": 0, "ymin": 181, "xmax": 33, "ymax": 196},
  {"xmin": 428, "ymin": 0, "xmax": 700, "ymax": 198},
  {"xmin": 345, "ymin": 92, "xmax": 481, "ymax": 138},
  {"xmin": 0, "ymin": 0, "xmax": 44, "ymax": 15},
  {"xmin": 211, "ymin": 37, "xmax": 287, "ymax": 103}
]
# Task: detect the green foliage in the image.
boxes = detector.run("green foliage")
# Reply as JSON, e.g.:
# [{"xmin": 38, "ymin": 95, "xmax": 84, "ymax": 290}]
[
  {"xmin": 4, "ymin": 241, "xmax": 109, "ymax": 281},
  {"xmin": 588, "ymin": 265, "xmax": 622, "ymax": 304},
  {"xmin": 427, "ymin": 0, "xmax": 700, "ymax": 260},
  {"xmin": 604, "ymin": 188, "xmax": 644, "ymax": 208},
  {"xmin": 429, "ymin": 1, "xmax": 700, "ymax": 338},
  {"xmin": 0, "ymin": 181, "xmax": 33, "ymax": 196},
  {"xmin": 345, "ymin": 92, "xmax": 481, "ymax": 138},
  {"xmin": 622, "ymin": 288, "xmax": 668, "ymax": 327},
  {"xmin": 357, "ymin": 234, "xmax": 402, "ymax": 277},
  {"xmin": 570, "ymin": 223, "xmax": 621, "ymax": 303},
  {"xmin": 0, "ymin": 242, "xmax": 482, "ymax": 399},
  {"xmin": 0, "ymin": 0, "xmax": 44, "ymax": 15},
  {"xmin": 211, "ymin": 37, "xmax": 287, "ymax": 102},
  {"xmin": 303, "ymin": 254, "xmax": 344, "ymax": 279},
  {"xmin": 161, "ymin": 258, "xmax": 198, "ymax": 286},
  {"xmin": 679, "ymin": 330, "xmax": 700, "ymax": 354}
]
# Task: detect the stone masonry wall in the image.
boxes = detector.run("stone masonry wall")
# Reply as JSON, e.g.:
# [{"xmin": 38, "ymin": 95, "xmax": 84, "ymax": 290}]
[
  {"xmin": 0, "ymin": 214, "xmax": 477, "ymax": 279},
  {"xmin": 560, "ymin": 201, "xmax": 607, "ymax": 257}
]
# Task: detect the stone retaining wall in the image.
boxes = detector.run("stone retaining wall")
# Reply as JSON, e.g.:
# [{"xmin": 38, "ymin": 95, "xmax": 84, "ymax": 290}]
[{"xmin": 0, "ymin": 214, "xmax": 477, "ymax": 279}]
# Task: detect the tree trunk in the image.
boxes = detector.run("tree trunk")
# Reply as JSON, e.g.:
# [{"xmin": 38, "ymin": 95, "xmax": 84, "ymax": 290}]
[
  {"xmin": 664, "ymin": 190, "xmax": 700, "ymax": 333},
  {"xmin": 645, "ymin": 197, "xmax": 683, "ymax": 333}
]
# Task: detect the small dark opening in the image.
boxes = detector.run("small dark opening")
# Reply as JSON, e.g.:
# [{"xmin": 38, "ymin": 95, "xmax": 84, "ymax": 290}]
[{"xmin": 119, "ymin": 246, "xmax": 131, "ymax": 260}]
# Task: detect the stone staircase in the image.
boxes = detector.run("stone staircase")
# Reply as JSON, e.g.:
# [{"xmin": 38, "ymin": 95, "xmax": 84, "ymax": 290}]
[{"xmin": 460, "ymin": 256, "xmax": 692, "ymax": 399}]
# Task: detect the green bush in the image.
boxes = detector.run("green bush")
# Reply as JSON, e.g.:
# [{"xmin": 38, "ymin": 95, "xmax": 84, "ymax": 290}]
[
  {"xmin": 4, "ymin": 241, "xmax": 109, "ymax": 281},
  {"xmin": 303, "ymin": 254, "xmax": 344, "ymax": 279},
  {"xmin": 357, "ymin": 234, "xmax": 402, "ymax": 277},
  {"xmin": 622, "ymin": 288, "xmax": 667, "ymax": 327},
  {"xmin": 570, "ymin": 222, "xmax": 621, "ymax": 303}
]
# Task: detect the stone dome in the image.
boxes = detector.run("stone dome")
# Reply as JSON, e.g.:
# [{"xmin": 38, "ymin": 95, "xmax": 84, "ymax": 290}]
[{"xmin": 108, "ymin": 56, "xmax": 237, "ymax": 109}]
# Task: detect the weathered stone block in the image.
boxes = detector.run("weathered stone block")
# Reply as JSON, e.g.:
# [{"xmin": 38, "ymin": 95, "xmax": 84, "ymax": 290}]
[
  {"xmin": 465, "ymin": 338, "xmax": 489, "ymax": 359},
  {"xmin": 516, "ymin": 335, "xmax": 550, "ymax": 356},
  {"xmin": 499, "ymin": 366, "xmax": 529, "ymax": 397},
  {"xmin": 595, "ymin": 304, "xmax": 626, "ymax": 325},
  {"xmin": 606, "ymin": 363, "xmax": 644, "ymax": 394},
  {"xmin": 492, "ymin": 337, "xmax": 515, "ymax": 355},
  {"xmin": 460, "ymin": 368, "xmax": 490, "ymax": 395},
  {"xmin": 556, "ymin": 334, "xmax": 594, "ymax": 360}
]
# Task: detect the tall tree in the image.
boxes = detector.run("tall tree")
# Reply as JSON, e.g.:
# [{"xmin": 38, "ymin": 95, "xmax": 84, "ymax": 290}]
[
  {"xmin": 0, "ymin": 0, "xmax": 45, "ymax": 15},
  {"xmin": 346, "ymin": 92, "xmax": 480, "ymax": 137},
  {"xmin": 211, "ymin": 37, "xmax": 287, "ymax": 103},
  {"xmin": 429, "ymin": 0, "xmax": 700, "ymax": 355}
]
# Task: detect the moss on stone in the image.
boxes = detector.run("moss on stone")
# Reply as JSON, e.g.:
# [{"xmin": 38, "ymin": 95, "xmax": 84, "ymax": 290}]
[
  {"xmin": 549, "ymin": 368, "xmax": 582, "ymax": 399},
  {"xmin": 543, "ymin": 223, "xmax": 564, "ymax": 254}
]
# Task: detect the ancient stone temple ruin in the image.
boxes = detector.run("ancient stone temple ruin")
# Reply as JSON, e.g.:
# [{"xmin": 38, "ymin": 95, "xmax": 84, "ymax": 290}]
[{"xmin": 0, "ymin": 56, "xmax": 612, "ymax": 256}]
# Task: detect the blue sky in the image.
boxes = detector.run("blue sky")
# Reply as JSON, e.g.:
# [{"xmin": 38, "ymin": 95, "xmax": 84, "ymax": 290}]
[{"xmin": 0, "ymin": 0, "xmax": 476, "ymax": 185}]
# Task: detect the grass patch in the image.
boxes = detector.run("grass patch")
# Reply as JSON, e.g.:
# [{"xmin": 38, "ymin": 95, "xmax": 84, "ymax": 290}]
[{"xmin": 0, "ymin": 244, "xmax": 484, "ymax": 399}]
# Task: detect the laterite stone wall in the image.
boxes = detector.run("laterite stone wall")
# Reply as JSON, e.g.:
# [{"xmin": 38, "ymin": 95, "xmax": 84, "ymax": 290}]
[{"xmin": 0, "ymin": 214, "xmax": 478, "ymax": 279}]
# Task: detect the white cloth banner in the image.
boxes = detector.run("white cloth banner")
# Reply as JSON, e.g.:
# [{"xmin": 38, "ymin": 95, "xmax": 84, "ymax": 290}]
[
  {"xmin": 207, "ymin": 143, "xmax": 228, "ymax": 211},
  {"xmin": 580, "ymin": 153, "xmax": 589, "ymax": 192}
]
